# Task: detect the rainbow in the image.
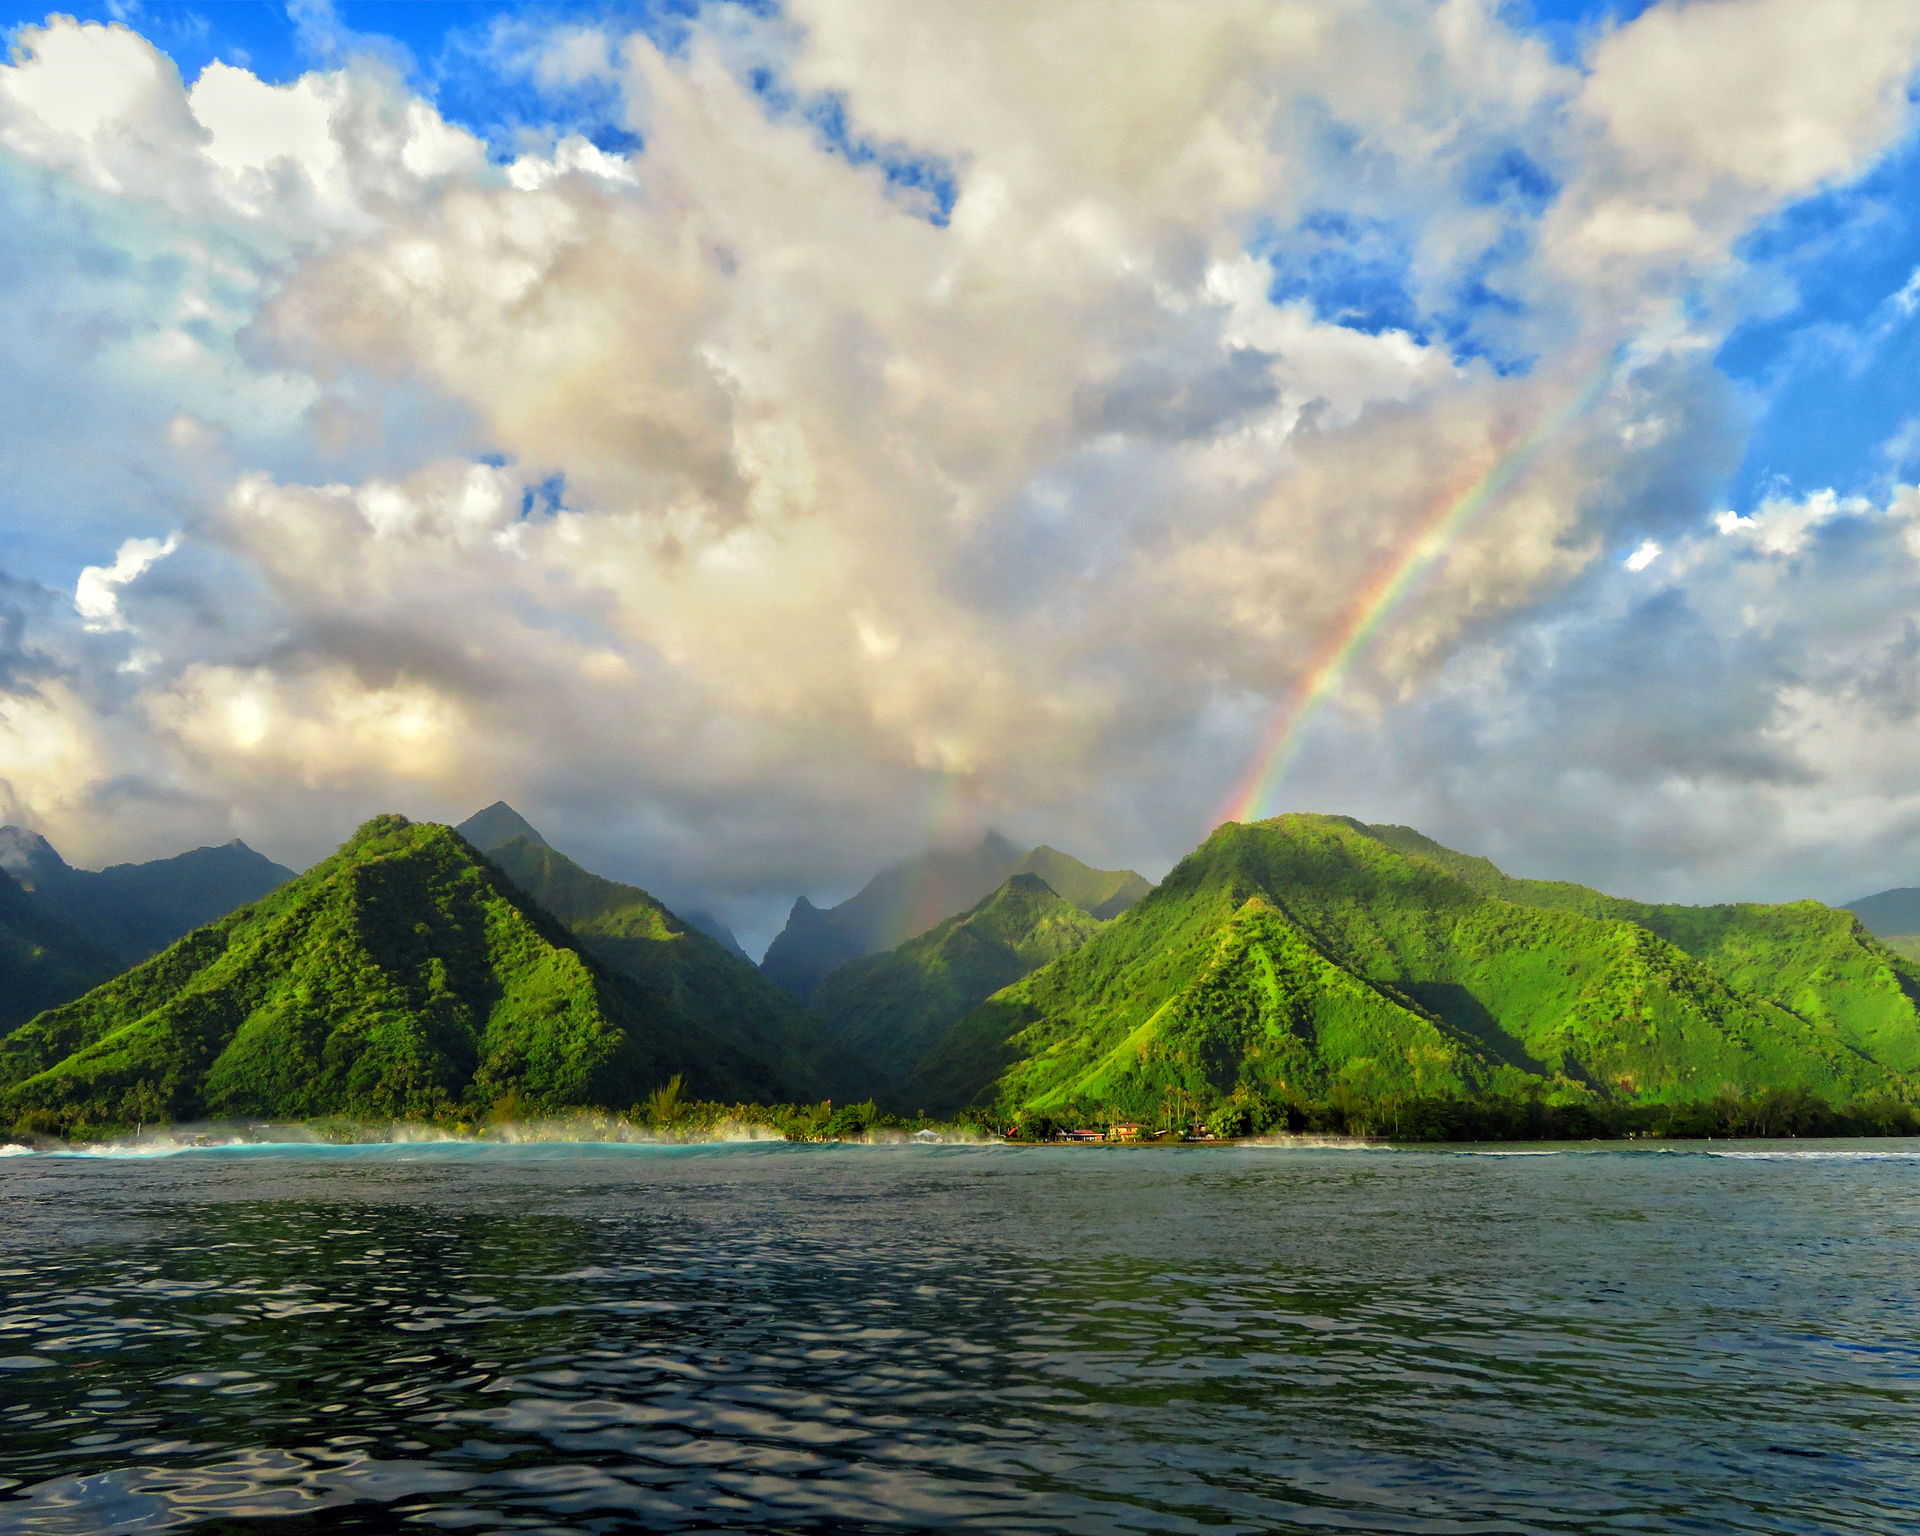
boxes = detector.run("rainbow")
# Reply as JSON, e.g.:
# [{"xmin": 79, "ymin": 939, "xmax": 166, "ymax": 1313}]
[{"xmin": 1216, "ymin": 350, "xmax": 1625, "ymax": 827}]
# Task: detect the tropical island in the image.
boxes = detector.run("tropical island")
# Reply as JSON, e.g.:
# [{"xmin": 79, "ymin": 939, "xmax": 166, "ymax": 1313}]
[{"xmin": 5, "ymin": 803, "xmax": 1920, "ymax": 1145}]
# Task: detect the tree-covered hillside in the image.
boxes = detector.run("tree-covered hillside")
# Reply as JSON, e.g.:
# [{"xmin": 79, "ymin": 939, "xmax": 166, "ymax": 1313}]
[
  {"xmin": 0, "ymin": 817, "xmax": 781, "ymax": 1134},
  {"xmin": 1365, "ymin": 823, "xmax": 1920, "ymax": 1074},
  {"xmin": 907, "ymin": 815, "xmax": 1920, "ymax": 1117},
  {"xmin": 479, "ymin": 833, "xmax": 873, "ymax": 1100},
  {"xmin": 811, "ymin": 873, "xmax": 1108, "ymax": 1088}
]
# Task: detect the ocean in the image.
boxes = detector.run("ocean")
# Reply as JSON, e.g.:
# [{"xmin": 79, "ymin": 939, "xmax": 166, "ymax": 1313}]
[{"xmin": 0, "ymin": 1137, "xmax": 1915, "ymax": 1533}]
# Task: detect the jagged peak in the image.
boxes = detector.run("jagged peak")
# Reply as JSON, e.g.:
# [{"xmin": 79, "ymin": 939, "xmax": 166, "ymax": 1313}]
[{"xmin": 455, "ymin": 800, "xmax": 550, "ymax": 853}]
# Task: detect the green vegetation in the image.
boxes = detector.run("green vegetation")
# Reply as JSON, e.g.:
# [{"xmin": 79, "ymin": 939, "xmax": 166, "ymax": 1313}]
[
  {"xmin": 906, "ymin": 814, "xmax": 1920, "ymax": 1118},
  {"xmin": 11, "ymin": 807, "xmax": 1920, "ymax": 1143},
  {"xmin": 761, "ymin": 831, "xmax": 1152, "ymax": 1001},
  {"xmin": 0, "ymin": 866, "xmax": 119, "ymax": 1033},
  {"xmin": 812, "ymin": 873, "xmax": 1108, "ymax": 1085},
  {"xmin": 480, "ymin": 833, "xmax": 872, "ymax": 1100},
  {"xmin": 996, "ymin": 1083, "xmax": 1920, "ymax": 1142},
  {"xmin": 0, "ymin": 816, "xmax": 782, "ymax": 1137}
]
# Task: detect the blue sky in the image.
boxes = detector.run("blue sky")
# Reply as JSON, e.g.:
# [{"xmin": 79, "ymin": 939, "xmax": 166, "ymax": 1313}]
[{"xmin": 7, "ymin": 0, "xmax": 1920, "ymax": 939}]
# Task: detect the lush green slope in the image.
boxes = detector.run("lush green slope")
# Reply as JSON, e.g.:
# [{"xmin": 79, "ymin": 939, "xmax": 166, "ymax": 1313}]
[
  {"xmin": 0, "ymin": 816, "xmax": 780, "ymax": 1133},
  {"xmin": 811, "ymin": 874, "xmax": 1108, "ymax": 1087},
  {"xmin": 0, "ymin": 826, "xmax": 294, "ymax": 965},
  {"xmin": 1010, "ymin": 849, "xmax": 1153, "ymax": 920},
  {"xmin": 480, "ymin": 834, "xmax": 873, "ymax": 1100},
  {"xmin": 761, "ymin": 832, "xmax": 1152, "ymax": 1001},
  {"xmin": 907, "ymin": 815, "xmax": 1919, "ymax": 1116},
  {"xmin": 0, "ymin": 866, "xmax": 120, "ymax": 1034},
  {"xmin": 1365, "ymin": 824, "xmax": 1920, "ymax": 1075}
]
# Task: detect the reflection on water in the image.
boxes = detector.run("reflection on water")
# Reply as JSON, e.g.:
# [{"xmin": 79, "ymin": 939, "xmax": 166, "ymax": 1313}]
[{"xmin": 1, "ymin": 1140, "xmax": 1917, "ymax": 1533}]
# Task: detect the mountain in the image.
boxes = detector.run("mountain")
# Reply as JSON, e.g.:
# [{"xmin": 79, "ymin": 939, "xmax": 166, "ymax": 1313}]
[
  {"xmin": 760, "ymin": 832, "xmax": 1152, "ymax": 1002},
  {"xmin": 905, "ymin": 814, "xmax": 1920, "ymax": 1117},
  {"xmin": 682, "ymin": 909, "xmax": 751, "ymax": 961},
  {"xmin": 454, "ymin": 801, "xmax": 549, "ymax": 851},
  {"xmin": 1362, "ymin": 824, "xmax": 1920, "ymax": 1076},
  {"xmin": 475, "ymin": 831, "xmax": 873, "ymax": 1100},
  {"xmin": 0, "ymin": 827, "xmax": 295, "ymax": 966},
  {"xmin": 811, "ymin": 873, "xmax": 1109, "ymax": 1089},
  {"xmin": 1843, "ymin": 887, "xmax": 1920, "ymax": 961},
  {"xmin": 0, "ymin": 866, "xmax": 121, "ymax": 1035},
  {"xmin": 0, "ymin": 816, "xmax": 782, "ymax": 1134}
]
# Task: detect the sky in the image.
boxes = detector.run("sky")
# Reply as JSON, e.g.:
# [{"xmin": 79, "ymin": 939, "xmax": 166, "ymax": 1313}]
[{"xmin": 6, "ymin": 0, "xmax": 1920, "ymax": 954}]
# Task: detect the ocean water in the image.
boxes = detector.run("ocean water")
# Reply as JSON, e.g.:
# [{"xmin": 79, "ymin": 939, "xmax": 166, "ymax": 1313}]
[{"xmin": 0, "ymin": 1139, "xmax": 1916, "ymax": 1534}]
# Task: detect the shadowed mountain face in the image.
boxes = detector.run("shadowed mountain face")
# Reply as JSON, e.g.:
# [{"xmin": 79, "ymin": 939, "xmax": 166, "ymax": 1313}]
[
  {"xmin": 0, "ymin": 816, "xmax": 780, "ymax": 1134},
  {"xmin": 0, "ymin": 827, "xmax": 295, "ymax": 966},
  {"xmin": 811, "ymin": 873, "xmax": 1109, "ymax": 1092},
  {"xmin": 1845, "ymin": 887, "xmax": 1920, "ymax": 962},
  {"xmin": 681, "ymin": 911, "xmax": 751, "ymax": 961},
  {"xmin": 760, "ymin": 833, "xmax": 1152, "ymax": 1002},
  {"xmin": 0, "ymin": 866, "xmax": 120, "ymax": 1035},
  {"xmin": 454, "ymin": 801, "xmax": 549, "ymax": 852},
  {"xmin": 903, "ymin": 815, "xmax": 1920, "ymax": 1117},
  {"xmin": 455, "ymin": 803, "xmax": 871, "ymax": 1100}
]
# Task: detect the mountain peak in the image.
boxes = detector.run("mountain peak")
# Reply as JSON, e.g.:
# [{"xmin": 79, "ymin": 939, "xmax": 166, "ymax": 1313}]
[
  {"xmin": 0, "ymin": 826, "xmax": 68, "ymax": 886},
  {"xmin": 455, "ymin": 801, "xmax": 550, "ymax": 853}
]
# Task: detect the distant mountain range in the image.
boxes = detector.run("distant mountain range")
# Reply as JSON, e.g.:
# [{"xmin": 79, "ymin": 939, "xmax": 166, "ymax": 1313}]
[
  {"xmin": 1844, "ymin": 886, "xmax": 1920, "ymax": 962},
  {"xmin": 5, "ymin": 804, "xmax": 1920, "ymax": 1136},
  {"xmin": 811, "ymin": 872, "xmax": 1108, "ymax": 1087},
  {"xmin": 0, "ymin": 827, "xmax": 293, "ymax": 1030},
  {"xmin": 760, "ymin": 831, "xmax": 1152, "ymax": 1001}
]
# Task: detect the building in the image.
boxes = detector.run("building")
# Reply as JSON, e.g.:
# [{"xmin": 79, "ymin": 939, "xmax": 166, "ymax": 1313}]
[{"xmin": 1109, "ymin": 1123, "xmax": 1144, "ymax": 1140}]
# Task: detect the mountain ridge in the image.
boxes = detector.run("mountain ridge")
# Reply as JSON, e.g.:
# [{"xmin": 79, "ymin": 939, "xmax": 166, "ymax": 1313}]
[
  {"xmin": 760, "ymin": 832, "xmax": 1152, "ymax": 1002},
  {"xmin": 0, "ymin": 816, "xmax": 780, "ymax": 1134},
  {"xmin": 903, "ymin": 814, "xmax": 1920, "ymax": 1117},
  {"xmin": 0, "ymin": 826, "xmax": 295, "ymax": 966},
  {"xmin": 469, "ymin": 825, "xmax": 872, "ymax": 1101},
  {"xmin": 811, "ymin": 872, "xmax": 1109, "ymax": 1090}
]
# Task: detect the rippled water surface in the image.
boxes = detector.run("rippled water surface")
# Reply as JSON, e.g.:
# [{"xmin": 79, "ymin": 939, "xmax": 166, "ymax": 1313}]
[{"xmin": 1, "ymin": 1139, "xmax": 1917, "ymax": 1534}]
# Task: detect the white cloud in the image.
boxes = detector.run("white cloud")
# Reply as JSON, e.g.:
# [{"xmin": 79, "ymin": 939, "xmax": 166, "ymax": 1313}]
[
  {"xmin": 74, "ymin": 533, "xmax": 180, "ymax": 633},
  {"xmin": 4, "ymin": 2, "xmax": 1920, "ymax": 928}
]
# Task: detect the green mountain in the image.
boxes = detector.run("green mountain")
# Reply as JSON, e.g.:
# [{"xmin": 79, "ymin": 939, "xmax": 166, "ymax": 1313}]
[
  {"xmin": 906, "ymin": 814, "xmax": 1920, "ymax": 1117},
  {"xmin": 0, "ymin": 816, "xmax": 781, "ymax": 1134},
  {"xmin": 470, "ymin": 827, "xmax": 873, "ymax": 1100},
  {"xmin": 811, "ymin": 873, "xmax": 1108, "ymax": 1088},
  {"xmin": 1365, "ymin": 824, "xmax": 1920, "ymax": 1076},
  {"xmin": 0, "ymin": 826, "xmax": 294, "ymax": 965},
  {"xmin": 0, "ymin": 866, "xmax": 120, "ymax": 1035},
  {"xmin": 761, "ymin": 832, "xmax": 1151, "ymax": 1002}
]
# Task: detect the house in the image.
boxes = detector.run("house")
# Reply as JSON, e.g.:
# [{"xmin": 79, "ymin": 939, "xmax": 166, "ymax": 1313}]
[
  {"xmin": 1109, "ymin": 1122, "xmax": 1144, "ymax": 1140},
  {"xmin": 1184, "ymin": 1121, "xmax": 1216, "ymax": 1140},
  {"xmin": 1057, "ymin": 1128, "xmax": 1104, "ymax": 1142}
]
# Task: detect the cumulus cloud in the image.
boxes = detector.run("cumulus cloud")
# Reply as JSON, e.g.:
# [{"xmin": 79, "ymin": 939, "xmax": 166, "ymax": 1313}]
[
  {"xmin": 74, "ymin": 533, "xmax": 181, "ymax": 633},
  {"xmin": 4, "ymin": 2, "xmax": 1920, "ymax": 941}
]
